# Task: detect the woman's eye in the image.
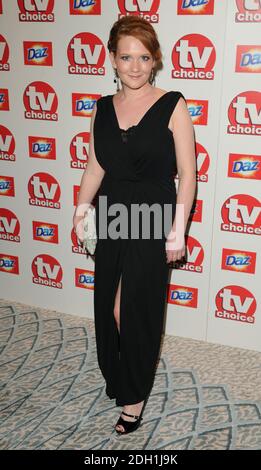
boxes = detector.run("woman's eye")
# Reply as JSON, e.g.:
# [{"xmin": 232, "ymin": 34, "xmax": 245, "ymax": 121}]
[
  {"xmin": 121, "ymin": 56, "xmax": 129, "ymax": 60},
  {"xmin": 142, "ymin": 56, "xmax": 150, "ymax": 61}
]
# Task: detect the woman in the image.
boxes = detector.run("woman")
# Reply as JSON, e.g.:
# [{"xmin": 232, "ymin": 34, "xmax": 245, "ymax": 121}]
[{"xmin": 73, "ymin": 16, "xmax": 196, "ymax": 435}]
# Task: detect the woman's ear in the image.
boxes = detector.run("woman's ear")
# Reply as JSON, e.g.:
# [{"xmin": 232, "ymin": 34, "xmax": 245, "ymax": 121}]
[{"xmin": 109, "ymin": 51, "xmax": 116, "ymax": 69}]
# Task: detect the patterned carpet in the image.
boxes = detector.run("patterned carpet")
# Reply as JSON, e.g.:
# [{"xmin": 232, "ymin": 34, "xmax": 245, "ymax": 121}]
[{"xmin": 0, "ymin": 299, "xmax": 260, "ymax": 450}]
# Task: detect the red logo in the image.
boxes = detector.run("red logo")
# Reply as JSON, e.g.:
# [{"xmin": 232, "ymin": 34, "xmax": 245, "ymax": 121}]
[
  {"xmin": 196, "ymin": 142, "xmax": 209, "ymax": 182},
  {"xmin": 187, "ymin": 99, "xmax": 208, "ymax": 125},
  {"xmin": 67, "ymin": 32, "xmax": 105, "ymax": 75},
  {"xmin": 0, "ymin": 254, "xmax": 19, "ymax": 274},
  {"xmin": 69, "ymin": 0, "xmax": 101, "ymax": 15},
  {"xmin": 71, "ymin": 227, "xmax": 87, "ymax": 254},
  {"xmin": 29, "ymin": 136, "xmax": 56, "ymax": 160},
  {"xmin": 215, "ymin": 285, "xmax": 256, "ymax": 323},
  {"xmin": 32, "ymin": 221, "xmax": 58, "ymax": 243},
  {"xmin": 24, "ymin": 81, "xmax": 58, "ymax": 121},
  {"xmin": 0, "ymin": 125, "xmax": 16, "ymax": 161},
  {"xmin": 228, "ymin": 153, "xmax": 261, "ymax": 180},
  {"xmin": 174, "ymin": 235, "xmax": 204, "ymax": 273},
  {"xmin": 172, "ymin": 34, "xmax": 216, "ymax": 80},
  {"xmin": 32, "ymin": 254, "xmax": 63, "ymax": 288},
  {"xmin": 75, "ymin": 268, "xmax": 94, "ymax": 289},
  {"xmin": 70, "ymin": 132, "xmax": 89, "ymax": 169},
  {"xmin": 221, "ymin": 248, "xmax": 256, "ymax": 274},
  {"xmin": 118, "ymin": 0, "xmax": 160, "ymax": 22},
  {"xmin": 227, "ymin": 91, "xmax": 261, "ymax": 136},
  {"xmin": 72, "ymin": 93, "xmax": 100, "ymax": 117},
  {"xmin": 28, "ymin": 172, "xmax": 61, "ymax": 209},
  {"xmin": 235, "ymin": 45, "xmax": 261, "ymax": 73},
  {"xmin": 0, "ymin": 34, "xmax": 10, "ymax": 71},
  {"xmin": 177, "ymin": 0, "xmax": 214, "ymax": 15},
  {"xmin": 235, "ymin": 0, "xmax": 261, "ymax": 23},
  {"xmin": 221, "ymin": 194, "xmax": 261, "ymax": 236},
  {"xmin": 190, "ymin": 199, "xmax": 203, "ymax": 222},
  {"xmin": 0, "ymin": 89, "xmax": 10, "ymax": 111},
  {"xmin": 18, "ymin": 0, "xmax": 55, "ymax": 22},
  {"xmin": 0, "ymin": 1, "xmax": 2, "ymax": 14},
  {"xmin": 0, "ymin": 208, "xmax": 20, "ymax": 243},
  {"xmin": 0, "ymin": 176, "xmax": 15, "ymax": 197},
  {"xmin": 23, "ymin": 41, "xmax": 53, "ymax": 66},
  {"xmin": 167, "ymin": 283, "xmax": 198, "ymax": 308}
]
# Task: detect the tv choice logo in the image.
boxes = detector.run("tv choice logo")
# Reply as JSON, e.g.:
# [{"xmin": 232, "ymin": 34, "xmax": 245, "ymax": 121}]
[
  {"xmin": 173, "ymin": 235, "xmax": 204, "ymax": 273},
  {"xmin": 221, "ymin": 248, "xmax": 256, "ymax": 274},
  {"xmin": 187, "ymin": 99, "xmax": 208, "ymax": 125},
  {"xmin": 69, "ymin": 0, "xmax": 101, "ymax": 15},
  {"xmin": 235, "ymin": 45, "xmax": 261, "ymax": 73},
  {"xmin": 215, "ymin": 285, "xmax": 256, "ymax": 324},
  {"xmin": 0, "ymin": 34, "xmax": 10, "ymax": 71},
  {"xmin": 227, "ymin": 91, "xmax": 261, "ymax": 136},
  {"xmin": 23, "ymin": 41, "xmax": 53, "ymax": 66},
  {"xmin": 221, "ymin": 194, "xmax": 261, "ymax": 236},
  {"xmin": 228, "ymin": 153, "xmax": 261, "ymax": 180},
  {"xmin": 178, "ymin": 0, "xmax": 214, "ymax": 15},
  {"xmin": 71, "ymin": 227, "xmax": 88, "ymax": 254},
  {"xmin": 29, "ymin": 136, "xmax": 56, "ymax": 160},
  {"xmin": 118, "ymin": 0, "xmax": 160, "ymax": 22},
  {"xmin": 18, "ymin": 0, "xmax": 55, "ymax": 22},
  {"xmin": 196, "ymin": 142, "xmax": 210, "ymax": 182},
  {"xmin": 0, "ymin": 208, "xmax": 20, "ymax": 243},
  {"xmin": 72, "ymin": 93, "xmax": 100, "ymax": 117},
  {"xmin": 32, "ymin": 221, "xmax": 58, "ymax": 243},
  {"xmin": 172, "ymin": 34, "xmax": 216, "ymax": 80},
  {"xmin": 67, "ymin": 33, "xmax": 105, "ymax": 75},
  {"xmin": 75, "ymin": 268, "xmax": 94, "ymax": 289},
  {"xmin": 0, "ymin": 0, "xmax": 2, "ymax": 14},
  {"xmin": 0, "ymin": 176, "xmax": 15, "ymax": 197},
  {"xmin": 28, "ymin": 172, "xmax": 61, "ymax": 209},
  {"xmin": 0, "ymin": 254, "xmax": 19, "ymax": 275},
  {"xmin": 32, "ymin": 254, "xmax": 63, "ymax": 289},
  {"xmin": 0, "ymin": 125, "xmax": 16, "ymax": 161},
  {"xmin": 24, "ymin": 81, "xmax": 58, "ymax": 121},
  {"xmin": 235, "ymin": 0, "xmax": 261, "ymax": 23},
  {"xmin": 167, "ymin": 283, "xmax": 198, "ymax": 308},
  {"xmin": 0, "ymin": 88, "xmax": 10, "ymax": 111},
  {"xmin": 70, "ymin": 132, "xmax": 89, "ymax": 169}
]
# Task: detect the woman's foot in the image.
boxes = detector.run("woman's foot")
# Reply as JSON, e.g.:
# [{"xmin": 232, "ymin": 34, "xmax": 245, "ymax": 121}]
[{"xmin": 115, "ymin": 400, "xmax": 144, "ymax": 433}]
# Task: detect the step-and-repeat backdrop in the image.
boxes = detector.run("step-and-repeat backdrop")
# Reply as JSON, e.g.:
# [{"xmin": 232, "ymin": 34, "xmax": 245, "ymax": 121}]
[{"xmin": 0, "ymin": 1, "xmax": 260, "ymax": 351}]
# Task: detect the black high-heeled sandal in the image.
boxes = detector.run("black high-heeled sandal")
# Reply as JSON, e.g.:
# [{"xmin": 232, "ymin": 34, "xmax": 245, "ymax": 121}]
[{"xmin": 115, "ymin": 397, "xmax": 148, "ymax": 435}]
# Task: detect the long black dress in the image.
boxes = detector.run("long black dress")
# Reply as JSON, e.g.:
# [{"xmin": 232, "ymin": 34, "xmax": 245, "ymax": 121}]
[{"xmin": 93, "ymin": 90, "xmax": 185, "ymax": 406}]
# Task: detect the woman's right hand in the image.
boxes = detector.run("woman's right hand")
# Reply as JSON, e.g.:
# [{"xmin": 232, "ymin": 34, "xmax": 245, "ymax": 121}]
[{"xmin": 73, "ymin": 213, "xmax": 84, "ymax": 243}]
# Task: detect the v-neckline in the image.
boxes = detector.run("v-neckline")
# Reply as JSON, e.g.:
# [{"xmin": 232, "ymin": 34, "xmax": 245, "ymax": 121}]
[{"xmin": 110, "ymin": 91, "xmax": 173, "ymax": 133}]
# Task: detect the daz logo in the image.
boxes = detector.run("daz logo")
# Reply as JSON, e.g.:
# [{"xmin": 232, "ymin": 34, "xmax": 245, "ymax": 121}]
[
  {"xmin": 167, "ymin": 283, "xmax": 198, "ymax": 308},
  {"xmin": 172, "ymin": 34, "xmax": 216, "ymax": 80},
  {"xmin": 18, "ymin": 0, "xmax": 55, "ymax": 22},
  {"xmin": 228, "ymin": 153, "xmax": 261, "ymax": 180},
  {"xmin": 75, "ymin": 268, "xmax": 94, "ymax": 289},
  {"xmin": 28, "ymin": 172, "xmax": 61, "ymax": 209},
  {"xmin": 29, "ymin": 136, "xmax": 56, "ymax": 160},
  {"xmin": 32, "ymin": 220, "xmax": 58, "ymax": 243},
  {"xmin": 70, "ymin": 132, "xmax": 89, "ymax": 169},
  {"xmin": 0, "ymin": 208, "xmax": 20, "ymax": 243},
  {"xmin": 69, "ymin": 0, "xmax": 101, "ymax": 15},
  {"xmin": 236, "ymin": 45, "xmax": 261, "ymax": 73},
  {"xmin": 23, "ymin": 41, "xmax": 53, "ymax": 66},
  {"xmin": 32, "ymin": 254, "xmax": 63, "ymax": 288},
  {"xmin": 0, "ymin": 125, "xmax": 16, "ymax": 161},
  {"xmin": 221, "ymin": 248, "xmax": 256, "ymax": 274},
  {"xmin": 0, "ymin": 34, "xmax": 10, "ymax": 71},
  {"xmin": 0, "ymin": 176, "xmax": 15, "ymax": 197},
  {"xmin": 187, "ymin": 99, "xmax": 208, "ymax": 125},
  {"xmin": 227, "ymin": 91, "xmax": 261, "ymax": 136},
  {"xmin": 118, "ymin": 0, "xmax": 160, "ymax": 23},
  {"xmin": 0, "ymin": 89, "xmax": 9, "ymax": 111},
  {"xmin": 235, "ymin": 0, "xmax": 261, "ymax": 23},
  {"xmin": 67, "ymin": 33, "xmax": 105, "ymax": 75},
  {"xmin": 178, "ymin": 0, "xmax": 214, "ymax": 15},
  {"xmin": 72, "ymin": 93, "xmax": 100, "ymax": 117},
  {"xmin": 215, "ymin": 285, "xmax": 256, "ymax": 324},
  {"xmin": 221, "ymin": 194, "xmax": 261, "ymax": 236},
  {"xmin": 0, "ymin": 254, "xmax": 19, "ymax": 275},
  {"xmin": 24, "ymin": 81, "xmax": 58, "ymax": 121}
]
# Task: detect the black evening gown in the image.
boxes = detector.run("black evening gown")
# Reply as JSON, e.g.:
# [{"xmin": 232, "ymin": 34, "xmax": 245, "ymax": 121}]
[{"xmin": 93, "ymin": 91, "xmax": 185, "ymax": 406}]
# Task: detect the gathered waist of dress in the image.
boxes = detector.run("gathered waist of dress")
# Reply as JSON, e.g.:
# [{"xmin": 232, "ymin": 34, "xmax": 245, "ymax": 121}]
[{"xmin": 100, "ymin": 172, "xmax": 176, "ymax": 193}]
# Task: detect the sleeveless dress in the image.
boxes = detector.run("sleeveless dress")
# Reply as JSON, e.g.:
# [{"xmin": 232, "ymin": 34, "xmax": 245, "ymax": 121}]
[{"xmin": 93, "ymin": 91, "xmax": 185, "ymax": 406}]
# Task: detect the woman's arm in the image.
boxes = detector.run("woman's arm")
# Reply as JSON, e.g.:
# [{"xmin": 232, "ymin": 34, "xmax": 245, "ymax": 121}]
[{"xmin": 166, "ymin": 96, "xmax": 197, "ymax": 262}]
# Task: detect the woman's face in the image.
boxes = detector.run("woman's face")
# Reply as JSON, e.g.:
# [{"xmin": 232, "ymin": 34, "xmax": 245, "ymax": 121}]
[{"xmin": 110, "ymin": 35, "xmax": 155, "ymax": 90}]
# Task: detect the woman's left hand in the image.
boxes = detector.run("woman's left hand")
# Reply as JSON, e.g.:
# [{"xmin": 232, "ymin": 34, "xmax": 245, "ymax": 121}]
[{"xmin": 165, "ymin": 232, "xmax": 186, "ymax": 264}]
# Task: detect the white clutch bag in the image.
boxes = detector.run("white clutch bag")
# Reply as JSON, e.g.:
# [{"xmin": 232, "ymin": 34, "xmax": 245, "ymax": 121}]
[{"xmin": 83, "ymin": 207, "xmax": 97, "ymax": 255}]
